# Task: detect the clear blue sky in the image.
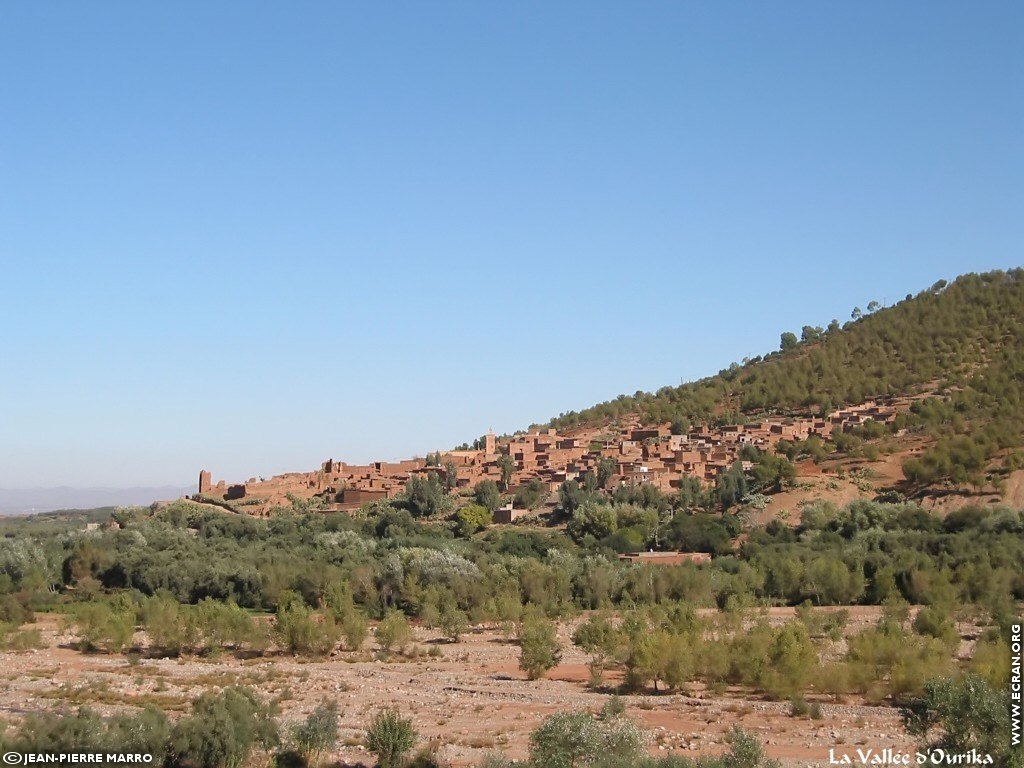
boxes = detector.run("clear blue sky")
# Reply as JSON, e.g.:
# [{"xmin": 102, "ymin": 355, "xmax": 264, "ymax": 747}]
[{"xmin": 1, "ymin": 2, "xmax": 1021, "ymax": 489}]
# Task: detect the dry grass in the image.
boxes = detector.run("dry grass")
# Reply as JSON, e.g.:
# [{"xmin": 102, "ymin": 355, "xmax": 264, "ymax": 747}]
[{"xmin": 37, "ymin": 679, "xmax": 191, "ymax": 711}]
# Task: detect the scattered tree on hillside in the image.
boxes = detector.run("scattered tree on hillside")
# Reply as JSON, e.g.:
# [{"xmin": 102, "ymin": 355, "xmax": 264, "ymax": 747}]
[
  {"xmin": 497, "ymin": 455, "xmax": 515, "ymax": 491},
  {"xmin": 473, "ymin": 479, "xmax": 502, "ymax": 511}
]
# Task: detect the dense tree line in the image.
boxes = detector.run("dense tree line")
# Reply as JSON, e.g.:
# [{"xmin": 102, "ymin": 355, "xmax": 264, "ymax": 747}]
[{"xmin": 1, "ymin": 497, "xmax": 1020, "ymax": 643}]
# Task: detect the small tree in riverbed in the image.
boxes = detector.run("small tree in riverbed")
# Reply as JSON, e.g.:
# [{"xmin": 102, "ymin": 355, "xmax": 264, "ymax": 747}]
[
  {"xmin": 291, "ymin": 700, "xmax": 339, "ymax": 763},
  {"xmin": 518, "ymin": 613, "xmax": 561, "ymax": 680},
  {"xmin": 376, "ymin": 610, "xmax": 413, "ymax": 654},
  {"xmin": 366, "ymin": 709, "xmax": 416, "ymax": 768}
]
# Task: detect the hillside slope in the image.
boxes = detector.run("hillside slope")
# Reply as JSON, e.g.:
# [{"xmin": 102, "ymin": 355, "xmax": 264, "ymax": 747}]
[{"xmin": 550, "ymin": 269, "xmax": 1024, "ymax": 494}]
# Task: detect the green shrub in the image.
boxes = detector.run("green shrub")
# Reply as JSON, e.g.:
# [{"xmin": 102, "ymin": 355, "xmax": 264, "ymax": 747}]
[
  {"xmin": 73, "ymin": 602, "xmax": 135, "ymax": 653},
  {"xmin": 655, "ymin": 631, "xmax": 695, "ymax": 691},
  {"xmin": 720, "ymin": 726, "xmax": 782, "ymax": 768},
  {"xmin": 969, "ymin": 637, "xmax": 1011, "ymax": 688},
  {"xmin": 194, "ymin": 598, "xmax": 257, "ymax": 653},
  {"xmin": 143, "ymin": 593, "xmax": 198, "ymax": 656},
  {"xmin": 291, "ymin": 700, "xmax": 338, "ymax": 762},
  {"xmin": 376, "ymin": 610, "xmax": 413, "ymax": 653},
  {"xmin": 912, "ymin": 605, "xmax": 958, "ymax": 647},
  {"xmin": 845, "ymin": 623, "xmax": 953, "ymax": 702},
  {"xmin": 9, "ymin": 707, "xmax": 108, "ymax": 751},
  {"xmin": 615, "ymin": 613, "xmax": 658, "ymax": 691},
  {"xmin": 0, "ymin": 594, "xmax": 33, "ymax": 625},
  {"xmin": 572, "ymin": 613, "xmax": 617, "ymax": 688},
  {"xmin": 340, "ymin": 609, "xmax": 369, "ymax": 651},
  {"xmin": 401, "ymin": 475, "xmax": 452, "ymax": 518},
  {"xmin": 729, "ymin": 621, "xmax": 817, "ymax": 699},
  {"xmin": 438, "ymin": 605, "xmax": 468, "ymax": 642},
  {"xmin": 275, "ymin": 595, "xmax": 339, "ymax": 657},
  {"xmin": 513, "ymin": 480, "xmax": 548, "ymax": 510},
  {"xmin": 2, "ymin": 627, "xmax": 45, "ymax": 651},
  {"xmin": 789, "ymin": 695, "xmax": 809, "ymax": 717},
  {"xmin": 455, "ymin": 504, "xmax": 491, "ymax": 537},
  {"xmin": 366, "ymin": 709, "xmax": 417, "ymax": 768},
  {"xmin": 567, "ymin": 502, "xmax": 618, "ymax": 543},
  {"xmin": 9, "ymin": 705, "xmax": 169, "ymax": 755}
]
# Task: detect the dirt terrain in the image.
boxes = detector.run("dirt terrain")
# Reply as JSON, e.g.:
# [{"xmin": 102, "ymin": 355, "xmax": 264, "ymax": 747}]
[
  {"xmin": 746, "ymin": 437, "xmax": 1023, "ymax": 525},
  {"xmin": 0, "ymin": 609, "xmax": 922, "ymax": 768}
]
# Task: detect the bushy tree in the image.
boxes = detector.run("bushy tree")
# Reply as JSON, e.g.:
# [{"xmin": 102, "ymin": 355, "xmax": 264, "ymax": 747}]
[
  {"xmin": 513, "ymin": 479, "xmax": 548, "ymax": 510},
  {"xmin": 528, "ymin": 710, "xmax": 645, "ymax": 768},
  {"xmin": 558, "ymin": 479, "xmax": 587, "ymax": 513},
  {"xmin": 275, "ymin": 594, "xmax": 339, "ymax": 656},
  {"xmin": 9, "ymin": 705, "xmax": 170, "ymax": 755},
  {"xmin": 442, "ymin": 461, "xmax": 458, "ymax": 492},
  {"xmin": 567, "ymin": 502, "xmax": 617, "ymax": 543},
  {"xmin": 719, "ymin": 726, "xmax": 783, "ymax": 768},
  {"xmin": 801, "ymin": 325, "xmax": 823, "ymax": 343},
  {"xmin": 195, "ymin": 598, "xmax": 258, "ymax": 653},
  {"xmin": 572, "ymin": 613, "xmax": 618, "ymax": 686},
  {"xmin": 912, "ymin": 605, "xmax": 958, "ymax": 647},
  {"xmin": 763, "ymin": 622, "xmax": 817, "ymax": 698},
  {"xmin": 473, "ymin": 480, "xmax": 502, "ymax": 512},
  {"xmin": 716, "ymin": 463, "xmax": 748, "ymax": 511},
  {"xmin": 73, "ymin": 602, "xmax": 135, "ymax": 653},
  {"xmin": 803, "ymin": 558, "xmax": 865, "ymax": 605},
  {"xmin": 497, "ymin": 455, "xmax": 516, "ymax": 491},
  {"xmin": 902, "ymin": 674, "xmax": 1019, "ymax": 768},
  {"xmin": 169, "ymin": 687, "xmax": 278, "ymax": 768},
  {"xmin": 655, "ymin": 630, "xmax": 695, "ymax": 691},
  {"xmin": 596, "ymin": 456, "xmax": 619, "ymax": 489},
  {"xmin": 402, "ymin": 475, "xmax": 452, "ymax": 518},
  {"xmin": 751, "ymin": 454, "xmax": 796, "ymax": 492},
  {"xmin": 617, "ymin": 613, "xmax": 659, "ymax": 691},
  {"xmin": 518, "ymin": 613, "xmax": 561, "ymax": 680},
  {"xmin": 455, "ymin": 504, "xmax": 491, "ymax": 537},
  {"xmin": 664, "ymin": 512, "xmax": 734, "ymax": 555},
  {"xmin": 340, "ymin": 610, "xmax": 369, "ymax": 651}
]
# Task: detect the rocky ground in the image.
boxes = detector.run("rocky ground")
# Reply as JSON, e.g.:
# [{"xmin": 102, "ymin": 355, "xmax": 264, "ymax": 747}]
[{"xmin": 0, "ymin": 607, "xmax": 927, "ymax": 767}]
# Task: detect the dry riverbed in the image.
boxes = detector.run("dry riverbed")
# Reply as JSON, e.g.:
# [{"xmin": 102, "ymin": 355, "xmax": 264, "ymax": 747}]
[{"xmin": 0, "ymin": 610, "xmax": 917, "ymax": 767}]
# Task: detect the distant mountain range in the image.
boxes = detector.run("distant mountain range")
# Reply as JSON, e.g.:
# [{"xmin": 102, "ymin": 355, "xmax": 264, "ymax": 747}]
[{"xmin": 0, "ymin": 486, "xmax": 192, "ymax": 515}]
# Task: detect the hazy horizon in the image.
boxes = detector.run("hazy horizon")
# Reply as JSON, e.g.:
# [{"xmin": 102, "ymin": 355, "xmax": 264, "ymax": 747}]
[
  {"xmin": 0, "ymin": 485, "xmax": 195, "ymax": 516},
  {"xmin": 3, "ymin": 3, "xmax": 1021, "ymax": 487}
]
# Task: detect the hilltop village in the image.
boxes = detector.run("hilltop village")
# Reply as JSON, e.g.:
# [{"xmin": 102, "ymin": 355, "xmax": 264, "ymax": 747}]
[{"xmin": 196, "ymin": 399, "xmax": 908, "ymax": 517}]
